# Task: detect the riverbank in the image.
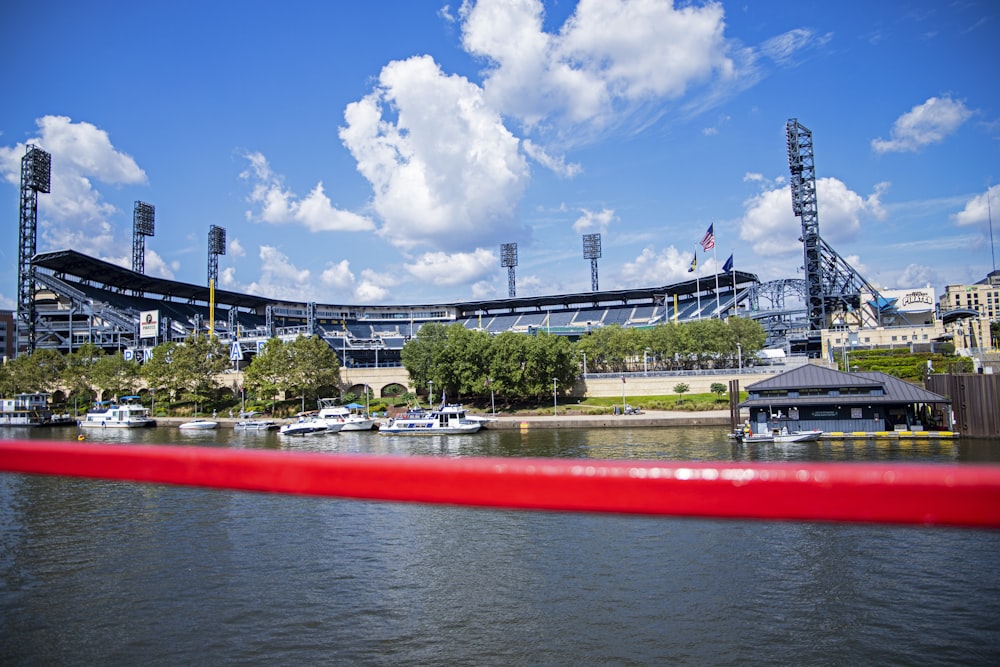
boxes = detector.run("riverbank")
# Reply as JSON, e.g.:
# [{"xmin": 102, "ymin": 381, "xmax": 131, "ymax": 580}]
[{"xmin": 154, "ymin": 410, "xmax": 734, "ymax": 431}]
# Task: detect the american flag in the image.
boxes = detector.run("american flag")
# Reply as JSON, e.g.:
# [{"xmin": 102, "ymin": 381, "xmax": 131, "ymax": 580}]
[{"xmin": 700, "ymin": 223, "xmax": 715, "ymax": 251}]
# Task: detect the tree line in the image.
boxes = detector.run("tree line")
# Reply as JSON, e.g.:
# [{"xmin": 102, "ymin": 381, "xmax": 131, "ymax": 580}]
[
  {"xmin": 401, "ymin": 318, "xmax": 767, "ymax": 403},
  {"xmin": 0, "ymin": 334, "xmax": 340, "ymax": 414}
]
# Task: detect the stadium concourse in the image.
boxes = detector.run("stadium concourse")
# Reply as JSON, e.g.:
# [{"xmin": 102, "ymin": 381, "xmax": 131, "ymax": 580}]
[{"xmin": 26, "ymin": 248, "xmax": 760, "ymax": 379}]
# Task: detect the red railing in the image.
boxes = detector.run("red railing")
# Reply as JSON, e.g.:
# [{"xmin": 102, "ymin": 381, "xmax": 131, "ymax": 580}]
[{"xmin": 2, "ymin": 439, "xmax": 999, "ymax": 528}]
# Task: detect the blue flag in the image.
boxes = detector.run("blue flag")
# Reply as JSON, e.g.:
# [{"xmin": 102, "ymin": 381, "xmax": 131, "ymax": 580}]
[{"xmin": 722, "ymin": 254, "xmax": 733, "ymax": 273}]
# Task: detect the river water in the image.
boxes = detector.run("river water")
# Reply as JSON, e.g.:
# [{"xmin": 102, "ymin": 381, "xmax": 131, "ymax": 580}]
[{"xmin": 2, "ymin": 424, "xmax": 999, "ymax": 666}]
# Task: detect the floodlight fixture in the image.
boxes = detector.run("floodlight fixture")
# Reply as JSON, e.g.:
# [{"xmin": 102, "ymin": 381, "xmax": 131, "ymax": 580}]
[
  {"xmin": 501, "ymin": 242, "xmax": 518, "ymax": 297},
  {"xmin": 208, "ymin": 225, "xmax": 227, "ymax": 287},
  {"xmin": 583, "ymin": 233, "xmax": 601, "ymax": 291},
  {"xmin": 209, "ymin": 225, "xmax": 227, "ymax": 255},
  {"xmin": 132, "ymin": 201, "xmax": 156, "ymax": 275},
  {"xmin": 17, "ymin": 145, "xmax": 52, "ymax": 353},
  {"xmin": 24, "ymin": 145, "xmax": 51, "ymax": 193}
]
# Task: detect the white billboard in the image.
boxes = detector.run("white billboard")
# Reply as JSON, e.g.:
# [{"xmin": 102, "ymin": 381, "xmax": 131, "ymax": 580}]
[{"xmin": 140, "ymin": 310, "xmax": 159, "ymax": 338}]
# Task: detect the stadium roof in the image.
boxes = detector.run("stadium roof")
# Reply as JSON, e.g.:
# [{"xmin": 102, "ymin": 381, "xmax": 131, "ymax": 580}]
[
  {"xmin": 32, "ymin": 248, "xmax": 758, "ymax": 315},
  {"xmin": 32, "ymin": 249, "xmax": 270, "ymax": 310},
  {"xmin": 452, "ymin": 270, "xmax": 759, "ymax": 315}
]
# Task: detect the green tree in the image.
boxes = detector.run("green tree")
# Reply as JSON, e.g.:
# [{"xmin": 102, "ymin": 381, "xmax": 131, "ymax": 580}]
[
  {"xmin": 243, "ymin": 337, "xmax": 293, "ymax": 409},
  {"xmin": 62, "ymin": 343, "xmax": 105, "ymax": 409},
  {"xmin": 710, "ymin": 382, "xmax": 727, "ymax": 401},
  {"xmin": 3, "ymin": 349, "xmax": 67, "ymax": 394},
  {"xmin": 673, "ymin": 382, "xmax": 690, "ymax": 403},
  {"xmin": 438, "ymin": 324, "xmax": 491, "ymax": 399},
  {"xmin": 141, "ymin": 342, "xmax": 183, "ymax": 407},
  {"xmin": 171, "ymin": 334, "xmax": 229, "ymax": 413},
  {"xmin": 727, "ymin": 317, "xmax": 766, "ymax": 367},
  {"xmin": 287, "ymin": 335, "xmax": 341, "ymax": 408},
  {"xmin": 91, "ymin": 352, "xmax": 141, "ymax": 400},
  {"xmin": 400, "ymin": 322, "xmax": 450, "ymax": 398}
]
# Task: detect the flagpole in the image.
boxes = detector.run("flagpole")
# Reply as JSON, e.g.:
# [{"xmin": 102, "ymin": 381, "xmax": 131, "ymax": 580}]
[
  {"xmin": 713, "ymin": 236, "xmax": 720, "ymax": 317},
  {"xmin": 696, "ymin": 247, "xmax": 702, "ymax": 320},
  {"xmin": 730, "ymin": 250, "xmax": 737, "ymax": 316}
]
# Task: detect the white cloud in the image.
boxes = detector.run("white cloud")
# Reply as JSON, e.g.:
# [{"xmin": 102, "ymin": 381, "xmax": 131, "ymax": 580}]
[
  {"xmin": 740, "ymin": 178, "xmax": 885, "ymax": 256},
  {"xmin": 952, "ymin": 184, "xmax": 1000, "ymax": 226},
  {"xmin": 143, "ymin": 250, "xmax": 175, "ymax": 280},
  {"xmin": 522, "ymin": 139, "xmax": 581, "ymax": 177},
  {"xmin": 0, "ymin": 115, "xmax": 147, "ymax": 261},
  {"xmin": 228, "ymin": 237, "xmax": 246, "ymax": 258},
  {"xmin": 319, "ymin": 259, "xmax": 355, "ymax": 291},
  {"xmin": 241, "ymin": 151, "xmax": 375, "ymax": 232},
  {"xmin": 222, "ymin": 248, "xmax": 400, "ymax": 303},
  {"xmin": 896, "ymin": 263, "xmax": 939, "ymax": 289},
  {"xmin": 235, "ymin": 245, "xmax": 314, "ymax": 302},
  {"xmin": 404, "ymin": 248, "xmax": 497, "ymax": 286},
  {"xmin": 572, "ymin": 207, "xmax": 617, "ymax": 235},
  {"xmin": 617, "ymin": 245, "xmax": 700, "ymax": 287},
  {"xmin": 355, "ymin": 269, "xmax": 398, "ymax": 303},
  {"xmin": 339, "ymin": 55, "xmax": 530, "ymax": 252},
  {"xmin": 461, "ymin": 0, "xmax": 735, "ymax": 133},
  {"xmin": 871, "ymin": 96, "xmax": 973, "ymax": 153},
  {"xmin": 760, "ymin": 28, "xmax": 830, "ymax": 66}
]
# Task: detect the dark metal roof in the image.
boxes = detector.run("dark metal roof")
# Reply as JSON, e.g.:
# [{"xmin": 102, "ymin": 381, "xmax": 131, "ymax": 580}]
[
  {"xmin": 740, "ymin": 365, "xmax": 951, "ymax": 407},
  {"xmin": 32, "ymin": 249, "xmax": 271, "ymax": 310},
  {"xmin": 33, "ymin": 248, "xmax": 759, "ymax": 316},
  {"xmin": 452, "ymin": 270, "xmax": 759, "ymax": 314},
  {"xmin": 744, "ymin": 364, "xmax": 883, "ymax": 391},
  {"xmin": 941, "ymin": 308, "xmax": 979, "ymax": 325}
]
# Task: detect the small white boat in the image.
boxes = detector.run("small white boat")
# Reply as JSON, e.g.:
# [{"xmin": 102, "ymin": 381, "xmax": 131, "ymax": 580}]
[
  {"xmin": 79, "ymin": 397, "xmax": 156, "ymax": 429},
  {"xmin": 379, "ymin": 404, "xmax": 483, "ymax": 435},
  {"xmin": 279, "ymin": 415, "xmax": 333, "ymax": 436},
  {"xmin": 317, "ymin": 399, "xmax": 376, "ymax": 431},
  {"xmin": 773, "ymin": 428, "xmax": 822, "ymax": 443},
  {"xmin": 234, "ymin": 419, "xmax": 278, "ymax": 431},
  {"xmin": 234, "ymin": 411, "xmax": 278, "ymax": 431},
  {"xmin": 179, "ymin": 419, "xmax": 218, "ymax": 430}
]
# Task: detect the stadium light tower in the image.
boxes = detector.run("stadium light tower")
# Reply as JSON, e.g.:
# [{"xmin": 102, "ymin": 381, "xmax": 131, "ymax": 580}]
[
  {"xmin": 208, "ymin": 225, "xmax": 226, "ymax": 286},
  {"xmin": 17, "ymin": 145, "xmax": 51, "ymax": 354},
  {"xmin": 132, "ymin": 201, "xmax": 155, "ymax": 275},
  {"xmin": 583, "ymin": 233, "xmax": 601, "ymax": 291},
  {"xmin": 500, "ymin": 242, "xmax": 518, "ymax": 297}
]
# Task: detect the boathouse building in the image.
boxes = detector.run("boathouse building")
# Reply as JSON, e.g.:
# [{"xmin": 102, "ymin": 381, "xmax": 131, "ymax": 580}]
[{"xmin": 739, "ymin": 365, "xmax": 954, "ymax": 435}]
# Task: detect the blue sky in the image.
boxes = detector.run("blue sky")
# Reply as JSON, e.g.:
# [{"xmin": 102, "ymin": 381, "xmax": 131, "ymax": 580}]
[{"xmin": 1, "ymin": 0, "xmax": 998, "ymax": 309}]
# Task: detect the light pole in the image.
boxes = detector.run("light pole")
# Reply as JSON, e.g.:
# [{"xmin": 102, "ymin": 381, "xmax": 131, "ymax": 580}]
[
  {"xmin": 488, "ymin": 378, "xmax": 495, "ymax": 415},
  {"xmin": 553, "ymin": 378, "xmax": 558, "ymax": 415},
  {"xmin": 428, "ymin": 380, "xmax": 434, "ymax": 408},
  {"xmin": 736, "ymin": 342, "xmax": 742, "ymax": 373},
  {"xmin": 643, "ymin": 348, "xmax": 649, "ymax": 376},
  {"xmin": 582, "ymin": 351, "xmax": 588, "ymax": 378}
]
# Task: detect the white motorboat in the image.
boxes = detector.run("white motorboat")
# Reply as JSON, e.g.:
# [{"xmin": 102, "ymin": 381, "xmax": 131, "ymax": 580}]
[
  {"xmin": 773, "ymin": 428, "xmax": 822, "ymax": 443},
  {"xmin": 79, "ymin": 397, "xmax": 156, "ymax": 429},
  {"xmin": 316, "ymin": 399, "xmax": 376, "ymax": 431},
  {"xmin": 233, "ymin": 410, "xmax": 278, "ymax": 431},
  {"xmin": 179, "ymin": 419, "xmax": 218, "ymax": 430},
  {"xmin": 379, "ymin": 404, "xmax": 483, "ymax": 435},
  {"xmin": 234, "ymin": 419, "xmax": 278, "ymax": 431},
  {"xmin": 279, "ymin": 415, "xmax": 336, "ymax": 436}
]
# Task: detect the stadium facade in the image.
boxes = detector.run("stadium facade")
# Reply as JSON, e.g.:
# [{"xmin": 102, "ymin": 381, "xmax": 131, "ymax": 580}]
[{"xmin": 21, "ymin": 248, "xmax": 760, "ymax": 368}]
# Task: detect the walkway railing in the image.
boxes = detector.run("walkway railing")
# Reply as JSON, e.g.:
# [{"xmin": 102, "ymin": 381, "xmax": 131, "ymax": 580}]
[{"xmin": 1, "ymin": 440, "xmax": 998, "ymax": 528}]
